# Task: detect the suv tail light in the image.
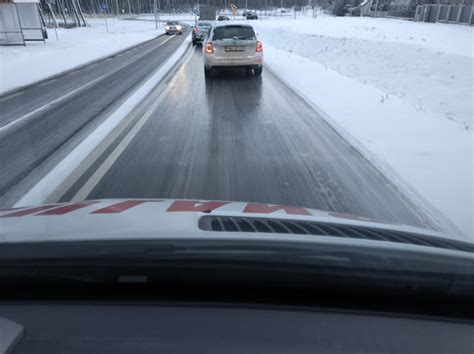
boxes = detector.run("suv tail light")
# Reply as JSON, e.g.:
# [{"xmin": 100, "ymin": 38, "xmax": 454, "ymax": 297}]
[
  {"xmin": 193, "ymin": 27, "xmax": 199, "ymax": 33},
  {"xmin": 256, "ymin": 40, "xmax": 263, "ymax": 53},
  {"xmin": 205, "ymin": 42, "xmax": 213, "ymax": 53}
]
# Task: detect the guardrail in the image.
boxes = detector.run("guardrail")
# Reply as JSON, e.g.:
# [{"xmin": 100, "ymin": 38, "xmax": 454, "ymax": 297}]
[{"xmin": 415, "ymin": 4, "xmax": 473, "ymax": 25}]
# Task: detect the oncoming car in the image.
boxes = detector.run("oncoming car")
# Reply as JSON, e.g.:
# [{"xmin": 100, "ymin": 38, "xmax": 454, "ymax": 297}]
[
  {"xmin": 203, "ymin": 23, "xmax": 263, "ymax": 77},
  {"xmin": 165, "ymin": 21, "xmax": 183, "ymax": 35}
]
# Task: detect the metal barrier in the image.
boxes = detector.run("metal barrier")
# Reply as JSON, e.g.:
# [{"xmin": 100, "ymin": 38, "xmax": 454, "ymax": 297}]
[{"xmin": 415, "ymin": 4, "xmax": 474, "ymax": 25}]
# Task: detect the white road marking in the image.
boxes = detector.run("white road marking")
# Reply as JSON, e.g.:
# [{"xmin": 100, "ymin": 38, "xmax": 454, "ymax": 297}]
[
  {"xmin": 0, "ymin": 76, "xmax": 106, "ymax": 134},
  {"xmin": 0, "ymin": 35, "xmax": 175, "ymax": 135},
  {"xmin": 0, "ymin": 90, "xmax": 23, "ymax": 101},
  {"xmin": 71, "ymin": 90, "xmax": 168, "ymax": 201},
  {"xmin": 70, "ymin": 43, "xmax": 193, "ymax": 201},
  {"xmin": 15, "ymin": 35, "xmax": 191, "ymax": 207}
]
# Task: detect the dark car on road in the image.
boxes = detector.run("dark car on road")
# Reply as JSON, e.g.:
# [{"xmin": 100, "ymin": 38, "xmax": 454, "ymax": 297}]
[
  {"xmin": 244, "ymin": 11, "xmax": 258, "ymax": 20},
  {"xmin": 192, "ymin": 21, "xmax": 212, "ymax": 45},
  {"xmin": 217, "ymin": 15, "xmax": 230, "ymax": 21}
]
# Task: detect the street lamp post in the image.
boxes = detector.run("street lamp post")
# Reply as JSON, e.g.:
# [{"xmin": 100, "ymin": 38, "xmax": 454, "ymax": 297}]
[{"xmin": 154, "ymin": 0, "xmax": 158, "ymax": 28}]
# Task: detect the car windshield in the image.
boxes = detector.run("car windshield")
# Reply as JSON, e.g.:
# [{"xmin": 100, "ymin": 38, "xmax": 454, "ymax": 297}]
[
  {"xmin": 213, "ymin": 26, "xmax": 255, "ymax": 40},
  {"xmin": 0, "ymin": 1, "xmax": 472, "ymax": 299}
]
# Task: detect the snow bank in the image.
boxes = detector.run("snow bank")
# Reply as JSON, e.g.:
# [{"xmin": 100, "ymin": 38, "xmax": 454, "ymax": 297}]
[
  {"xmin": 255, "ymin": 17, "xmax": 473, "ymax": 239},
  {"xmin": 255, "ymin": 16, "xmax": 473, "ymax": 129},
  {"xmin": 0, "ymin": 18, "xmax": 163, "ymax": 94}
]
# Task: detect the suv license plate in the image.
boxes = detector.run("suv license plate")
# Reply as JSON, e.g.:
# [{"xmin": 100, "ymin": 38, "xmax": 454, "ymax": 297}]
[{"xmin": 225, "ymin": 46, "xmax": 244, "ymax": 52}]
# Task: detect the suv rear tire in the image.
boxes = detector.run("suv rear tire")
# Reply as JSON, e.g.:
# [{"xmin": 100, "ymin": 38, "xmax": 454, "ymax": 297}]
[
  {"xmin": 254, "ymin": 66, "xmax": 263, "ymax": 76},
  {"xmin": 204, "ymin": 67, "xmax": 212, "ymax": 77}
]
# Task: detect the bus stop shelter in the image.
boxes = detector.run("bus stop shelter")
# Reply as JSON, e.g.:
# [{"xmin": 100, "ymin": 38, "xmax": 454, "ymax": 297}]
[{"xmin": 0, "ymin": 0, "xmax": 46, "ymax": 45}]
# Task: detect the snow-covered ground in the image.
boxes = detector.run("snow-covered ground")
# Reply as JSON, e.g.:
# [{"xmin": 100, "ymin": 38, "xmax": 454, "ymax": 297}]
[
  {"xmin": 254, "ymin": 15, "xmax": 473, "ymax": 238},
  {"xmin": 134, "ymin": 13, "xmax": 197, "ymax": 23},
  {"xmin": 0, "ymin": 17, "xmax": 163, "ymax": 94}
]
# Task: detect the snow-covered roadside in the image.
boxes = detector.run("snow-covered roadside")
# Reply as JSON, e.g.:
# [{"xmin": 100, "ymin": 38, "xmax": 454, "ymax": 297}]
[
  {"xmin": 255, "ymin": 17, "xmax": 473, "ymax": 239},
  {"xmin": 255, "ymin": 16, "xmax": 473, "ymax": 129},
  {"xmin": 0, "ymin": 18, "xmax": 163, "ymax": 94}
]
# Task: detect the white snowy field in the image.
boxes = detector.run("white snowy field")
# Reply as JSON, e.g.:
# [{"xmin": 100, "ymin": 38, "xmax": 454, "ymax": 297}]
[
  {"xmin": 0, "ymin": 17, "xmax": 163, "ymax": 94},
  {"xmin": 135, "ymin": 13, "xmax": 197, "ymax": 22},
  {"xmin": 254, "ymin": 15, "xmax": 473, "ymax": 238}
]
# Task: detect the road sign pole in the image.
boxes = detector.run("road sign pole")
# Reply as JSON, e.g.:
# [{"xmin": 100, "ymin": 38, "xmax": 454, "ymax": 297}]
[
  {"xmin": 157, "ymin": 0, "xmax": 161, "ymax": 26},
  {"xmin": 104, "ymin": 3, "xmax": 109, "ymax": 32},
  {"xmin": 154, "ymin": 0, "xmax": 158, "ymax": 29}
]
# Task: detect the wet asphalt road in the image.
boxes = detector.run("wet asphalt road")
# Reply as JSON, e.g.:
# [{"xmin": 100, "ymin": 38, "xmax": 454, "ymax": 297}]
[
  {"xmin": 0, "ymin": 31, "xmax": 189, "ymax": 205},
  {"xmin": 62, "ymin": 47, "xmax": 435, "ymax": 230}
]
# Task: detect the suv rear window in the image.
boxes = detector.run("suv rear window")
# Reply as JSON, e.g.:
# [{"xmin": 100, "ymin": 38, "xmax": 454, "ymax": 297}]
[
  {"xmin": 167, "ymin": 21, "xmax": 178, "ymax": 25},
  {"xmin": 212, "ymin": 26, "xmax": 256, "ymax": 40}
]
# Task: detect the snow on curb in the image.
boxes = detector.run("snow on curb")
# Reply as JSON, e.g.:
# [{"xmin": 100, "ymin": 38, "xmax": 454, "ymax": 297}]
[
  {"xmin": 15, "ymin": 35, "xmax": 192, "ymax": 207},
  {"xmin": 1, "ymin": 35, "xmax": 161, "ymax": 97},
  {"xmin": 0, "ymin": 18, "xmax": 164, "ymax": 95},
  {"xmin": 263, "ymin": 46, "xmax": 471, "ymax": 240}
]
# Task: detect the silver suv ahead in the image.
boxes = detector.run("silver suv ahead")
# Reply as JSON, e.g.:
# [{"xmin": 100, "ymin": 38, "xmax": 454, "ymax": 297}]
[{"xmin": 203, "ymin": 23, "xmax": 263, "ymax": 77}]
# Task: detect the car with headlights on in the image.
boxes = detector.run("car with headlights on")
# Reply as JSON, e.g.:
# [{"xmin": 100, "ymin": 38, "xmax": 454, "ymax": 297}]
[
  {"xmin": 165, "ymin": 21, "xmax": 183, "ymax": 35},
  {"xmin": 203, "ymin": 23, "xmax": 263, "ymax": 77}
]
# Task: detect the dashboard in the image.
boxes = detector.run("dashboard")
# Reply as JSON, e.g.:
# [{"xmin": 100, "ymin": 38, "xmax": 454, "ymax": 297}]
[{"xmin": 1, "ymin": 303, "xmax": 472, "ymax": 353}]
